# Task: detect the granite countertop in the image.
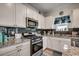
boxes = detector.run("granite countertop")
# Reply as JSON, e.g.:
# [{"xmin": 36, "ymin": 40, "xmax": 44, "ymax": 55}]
[
  {"xmin": 63, "ymin": 47, "xmax": 79, "ymax": 56},
  {"xmin": 43, "ymin": 35, "xmax": 79, "ymax": 56},
  {"xmin": 43, "ymin": 35, "xmax": 79, "ymax": 40},
  {"xmin": 0, "ymin": 38, "xmax": 30, "ymax": 49}
]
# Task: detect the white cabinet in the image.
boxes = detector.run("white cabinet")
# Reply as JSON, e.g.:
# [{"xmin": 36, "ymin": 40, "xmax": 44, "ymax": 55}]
[
  {"xmin": 43, "ymin": 36, "xmax": 48, "ymax": 50},
  {"xmin": 0, "ymin": 3, "xmax": 45, "ymax": 28},
  {"xmin": 38, "ymin": 14, "xmax": 45, "ymax": 29},
  {"xmin": 68, "ymin": 9, "xmax": 79, "ymax": 28},
  {"xmin": 47, "ymin": 37, "xmax": 52, "ymax": 49},
  {"xmin": 52, "ymin": 38, "xmax": 70, "ymax": 52},
  {"xmin": 41, "ymin": 15, "xmax": 45, "ymax": 29},
  {"xmin": 71, "ymin": 9, "xmax": 79, "ymax": 28},
  {"xmin": 37, "ymin": 14, "xmax": 42, "ymax": 29},
  {"xmin": 15, "ymin": 4, "xmax": 26, "ymax": 28},
  {"xmin": 43, "ymin": 37, "xmax": 71, "ymax": 52},
  {"xmin": 48, "ymin": 38, "xmax": 61, "ymax": 52},
  {"xmin": 52, "ymin": 39, "xmax": 61, "ymax": 51},
  {"xmin": 0, "ymin": 3, "xmax": 15, "ymax": 27},
  {"xmin": 0, "ymin": 41, "xmax": 30, "ymax": 56},
  {"xmin": 45, "ymin": 16, "xmax": 54, "ymax": 29},
  {"xmin": 32, "ymin": 11, "xmax": 38, "ymax": 20},
  {"xmin": 0, "ymin": 3, "xmax": 26, "ymax": 28},
  {"xmin": 4, "ymin": 49, "xmax": 19, "ymax": 56},
  {"xmin": 27, "ymin": 8, "xmax": 38, "ymax": 20},
  {"xmin": 43, "ymin": 37, "xmax": 53, "ymax": 50},
  {"xmin": 59, "ymin": 39, "xmax": 71, "ymax": 52},
  {"xmin": 27, "ymin": 8, "xmax": 33, "ymax": 18},
  {"xmin": 0, "ymin": 44, "xmax": 19, "ymax": 56},
  {"xmin": 20, "ymin": 41, "xmax": 30, "ymax": 56}
]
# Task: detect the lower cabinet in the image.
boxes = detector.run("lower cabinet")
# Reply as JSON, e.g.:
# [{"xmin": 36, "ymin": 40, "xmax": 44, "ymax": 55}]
[
  {"xmin": 3, "ymin": 49, "xmax": 19, "ymax": 56},
  {"xmin": 20, "ymin": 42, "xmax": 30, "ymax": 56},
  {"xmin": 59, "ymin": 39, "xmax": 71, "ymax": 52},
  {"xmin": 47, "ymin": 37, "xmax": 52, "ymax": 49},
  {"xmin": 0, "ymin": 45, "xmax": 19, "ymax": 56},
  {"xmin": 43, "ymin": 36, "xmax": 48, "ymax": 50},
  {"xmin": 52, "ymin": 39, "xmax": 61, "ymax": 52},
  {"xmin": 43, "ymin": 36, "xmax": 71, "ymax": 52},
  {"xmin": 0, "ymin": 41, "xmax": 30, "ymax": 56},
  {"xmin": 15, "ymin": 4, "xmax": 26, "ymax": 28}
]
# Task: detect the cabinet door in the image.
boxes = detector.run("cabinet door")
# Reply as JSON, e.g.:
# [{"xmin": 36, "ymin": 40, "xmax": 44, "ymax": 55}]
[
  {"xmin": 3, "ymin": 49, "xmax": 18, "ymax": 56},
  {"xmin": 45, "ymin": 16, "xmax": 54, "ymax": 29},
  {"xmin": 37, "ymin": 14, "xmax": 45, "ymax": 29},
  {"xmin": 37, "ymin": 14, "xmax": 42, "ymax": 29},
  {"xmin": 16, "ymin": 4, "xmax": 26, "ymax": 28},
  {"xmin": 32, "ymin": 11, "xmax": 38, "ymax": 20},
  {"xmin": 27, "ymin": 8, "xmax": 33, "ymax": 18},
  {"xmin": 43, "ymin": 36, "xmax": 48, "ymax": 50},
  {"xmin": 72, "ymin": 9, "xmax": 79, "ymax": 28},
  {"xmin": 0, "ymin": 3, "xmax": 15, "ymax": 27},
  {"xmin": 47, "ymin": 37, "xmax": 52, "ymax": 49},
  {"xmin": 59, "ymin": 39, "xmax": 71, "ymax": 52},
  {"xmin": 41, "ymin": 15, "xmax": 45, "ymax": 29},
  {"xmin": 0, "ymin": 45, "xmax": 19, "ymax": 56},
  {"xmin": 52, "ymin": 39, "xmax": 60, "ymax": 51},
  {"xmin": 20, "ymin": 42, "xmax": 30, "ymax": 56}
]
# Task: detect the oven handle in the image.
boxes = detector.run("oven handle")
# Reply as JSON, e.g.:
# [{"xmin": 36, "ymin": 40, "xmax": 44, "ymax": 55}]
[{"xmin": 32, "ymin": 40, "xmax": 42, "ymax": 45}]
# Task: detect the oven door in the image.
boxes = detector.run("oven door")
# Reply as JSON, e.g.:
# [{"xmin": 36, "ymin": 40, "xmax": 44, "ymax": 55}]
[
  {"xmin": 32, "ymin": 42, "xmax": 42, "ymax": 55},
  {"xmin": 75, "ymin": 39, "xmax": 79, "ymax": 47},
  {"xmin": 71, "ymin": 39, "xmax": 79, "ymax": 47}
]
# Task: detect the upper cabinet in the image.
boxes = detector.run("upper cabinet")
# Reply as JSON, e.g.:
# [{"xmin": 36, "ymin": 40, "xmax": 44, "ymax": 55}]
[
  {"xmin": 0, "ymin": 3, "xmax": 15, "ymax": 27},
  {"xmin": 0, "ymin": 3, "xmax": 45, "ymax": 28},
  {"xmin": 45, "ymin": 16, "xmax": 54, "ymax": 29},
  {"xmin": 37, "ymin": 14, "xmax": 42, "ymax": 29},
  {"xmin": 27, "ymin": 8, "xmax": 33, "ymax": 18},
  {"xmin": 37, "ymin": 14, "xmax": 45, "ymax": 29},
  {"xmin": 26, "ymin": 8, "xmax": 38, "ymax": 20},
  {"xmin": 71, "ymin": 9, "xmax": 79, "ymax": 28},
  {"xmin": 26, "ymin": 7, "xmax": 45, "ymax": 29},
  {"xmin": 15, "ymin": 4, "xmax": 26, "ymax": 28},
  {"xmin": 38, "ymin": 14, "xmax": 42, "ymax": 29},
  {"xmin": 41, "ymin": 15, "xmax": 45, "ymax": 29},
  {"xmin": 0, "ymin": 3, "xmax": 27, "ymax": 28},
  {"xmin": 32, "ymin": 11, "xmax": 38, "ymax": 20}
]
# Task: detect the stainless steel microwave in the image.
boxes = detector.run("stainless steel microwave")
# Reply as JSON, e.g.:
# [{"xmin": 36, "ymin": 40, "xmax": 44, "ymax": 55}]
[{"xmin": 26, "ymin": 17, "xmax": 38, "ymax": 28}]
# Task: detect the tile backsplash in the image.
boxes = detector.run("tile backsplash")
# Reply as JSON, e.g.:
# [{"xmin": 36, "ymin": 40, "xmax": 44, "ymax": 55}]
[{"xmin": 0, "ymin": 26, "xmax": 37, "ymax": 37}]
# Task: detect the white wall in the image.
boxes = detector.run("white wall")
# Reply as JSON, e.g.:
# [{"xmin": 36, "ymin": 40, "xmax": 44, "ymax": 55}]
[
  {"xmin": 49, "ymin": 4, "xmax": 79, "ymax": 16},
  {"xmin": 45, "ymin": 4, "xmax": 79, "ymax": 29}
]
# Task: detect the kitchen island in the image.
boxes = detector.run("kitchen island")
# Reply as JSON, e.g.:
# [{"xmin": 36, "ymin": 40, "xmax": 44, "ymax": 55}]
[{"xmin": 43, "ymin": 35, "xmax": 79, "ymax": 56}]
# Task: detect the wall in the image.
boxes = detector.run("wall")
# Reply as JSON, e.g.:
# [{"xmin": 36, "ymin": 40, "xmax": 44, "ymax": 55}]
[{"xmin": 45, "ymin": 3, "xmax": 79, "ymax": 29}]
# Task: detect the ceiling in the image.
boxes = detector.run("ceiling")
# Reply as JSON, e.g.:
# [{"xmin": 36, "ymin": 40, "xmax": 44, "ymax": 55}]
[{"xmin": 29, "ymin": 3, "xmax": 72, "ymax": 15}]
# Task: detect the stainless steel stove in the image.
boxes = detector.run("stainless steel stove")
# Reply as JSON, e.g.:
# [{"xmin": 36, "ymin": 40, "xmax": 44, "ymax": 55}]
[{"xmin": 22, "ymin": 34, "xmax": 43, "ymax": 55}]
